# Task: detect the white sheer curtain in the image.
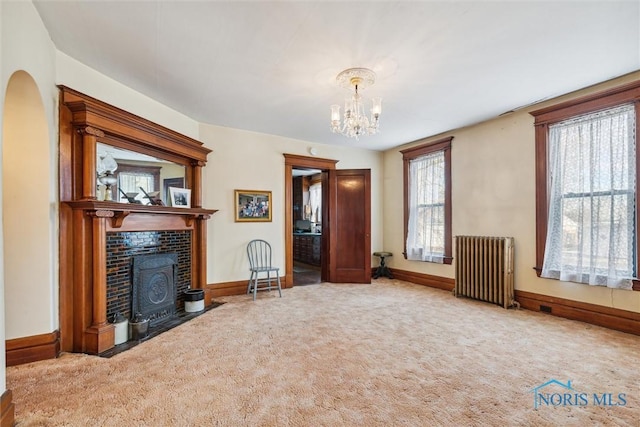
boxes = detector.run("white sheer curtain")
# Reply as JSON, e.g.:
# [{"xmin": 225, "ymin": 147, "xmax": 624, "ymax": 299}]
[
  {"xmin": 309, "ymin": 182, "xmax": 322, "ymax": 223},
  {"xmin": 542, "ymin": 103, "xmax": 636, "ymax": 289},
  {"xmin": 406, "ymin": 151, "xmax": 445, "ymax": 262},
  {"xmin": 118, "ymin": 172, "xmax": 155, "ymax": 204}
]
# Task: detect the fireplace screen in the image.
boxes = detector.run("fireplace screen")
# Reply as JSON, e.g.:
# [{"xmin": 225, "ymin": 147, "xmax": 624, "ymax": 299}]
[{"xmin": 132, "ymin": 253, "xmax": 178, "ymax": 326}]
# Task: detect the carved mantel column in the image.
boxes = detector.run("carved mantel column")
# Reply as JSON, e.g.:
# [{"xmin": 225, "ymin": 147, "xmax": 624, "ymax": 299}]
[
  {"xmin": 191, "ymin": 160, "xmax": 205, "ymax": 208},
  {"xmin": 77, "ymin": 126, "xmax": 105, "ymax": 201},
  {"xmin": 84, "ymin": 210, "xmax": 115, "ymax": 354}
]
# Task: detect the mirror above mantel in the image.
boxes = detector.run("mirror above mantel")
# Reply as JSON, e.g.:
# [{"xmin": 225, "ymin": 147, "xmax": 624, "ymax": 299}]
[{"xmin": 97, "ymin": 142, "xmax": 186, "ymax": 206}]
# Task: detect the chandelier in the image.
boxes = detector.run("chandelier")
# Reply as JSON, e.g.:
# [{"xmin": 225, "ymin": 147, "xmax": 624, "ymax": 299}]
[{"xmin": 330, "ymin": 68, "xmax": 382, "ymax": 140}]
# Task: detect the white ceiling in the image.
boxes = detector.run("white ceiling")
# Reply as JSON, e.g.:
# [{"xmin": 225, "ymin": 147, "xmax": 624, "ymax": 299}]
[{"xmin": 34, "ymin": 1, "xmax": 640, "ymax": 151}]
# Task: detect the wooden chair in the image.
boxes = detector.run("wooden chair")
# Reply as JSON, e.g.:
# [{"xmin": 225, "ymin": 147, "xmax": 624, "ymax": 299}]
[{"xmin": 246, "ymin": 239, "xmax": 282, "ymax": 301}]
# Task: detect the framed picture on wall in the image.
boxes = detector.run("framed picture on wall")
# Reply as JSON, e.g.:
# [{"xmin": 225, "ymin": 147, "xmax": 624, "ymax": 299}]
[
  {"xmin": 235, "ymin": 190, "xmax": 272, "ymax": 222},
  {"xmin": 169, "ymin": 187, "xmax": 191, "ymax": 208}
]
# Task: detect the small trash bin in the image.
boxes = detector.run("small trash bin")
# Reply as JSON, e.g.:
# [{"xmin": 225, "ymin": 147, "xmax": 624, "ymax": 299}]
[
  {"xmin": 129, "ymin": 313, "xmax": 149, "ymax": 341},
  {"xmin": 184, "ymin": 289, "xmax": 205, "ymax": 313}
]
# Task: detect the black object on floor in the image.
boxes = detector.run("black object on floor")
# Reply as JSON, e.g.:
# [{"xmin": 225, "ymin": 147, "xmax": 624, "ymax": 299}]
[{"xmin": 373, "ymin": 252, "xmax": 394, "ymax": 279}]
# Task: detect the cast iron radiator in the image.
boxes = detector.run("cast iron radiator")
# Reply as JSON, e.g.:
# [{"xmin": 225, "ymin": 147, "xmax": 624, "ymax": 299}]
[{"xmin": 454, "ymin": 235, "xmax": 519, "ymax": 309}]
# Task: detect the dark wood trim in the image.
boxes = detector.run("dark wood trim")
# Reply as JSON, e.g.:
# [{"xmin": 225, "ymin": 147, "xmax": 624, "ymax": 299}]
[
  {"xmin": 533, "ymin": 123, "xmax": 548, "ymax": 276},
  {"xmin": 59, "ymin": 87, "xmax": 216, "ymax": 354},
  {"xmin": 283, "ymin": 154, "xmax": 338, "ymax": 287},
  {"xmin": 6, "ymin": 331, "xmax": 60, "ymax": 366},
  {"xmin": 64, "ymin": 200, "xmax": 216, "ymax": 221},
  {"xmin": 530, "ymin": 80, "xmax": 640, "ymax": 287},
  {"xmin": 393, "ymin": 270, "xmax": 640, "ymax": 336},
  {"xmin": 206, "ymin": 276, "xmax": 289, "ymax": 299},
  {"xmin": 400, "ymin": 137, "xmax": 453, "ymax": 264},
  {"xmin": 530, "ymin": 79, "xmax": 640, "ymax": 124},
  {"xmin": 59, "ymin": 85, "xmax": 211, "ymax": 162},
  {"xmin": 389, "ymin": 268, "xmax": 455, "ymax": 291},
  {"xmin": 0, "ymin": 389, "xmax": 14, "ymax": 427},
  {"xmin": 515, "ymin": 290, "xmax": 640, "ymax": 336},
  {"xmin": 283, "ymin": 154, "xmax": 338, "ymax": 170}
]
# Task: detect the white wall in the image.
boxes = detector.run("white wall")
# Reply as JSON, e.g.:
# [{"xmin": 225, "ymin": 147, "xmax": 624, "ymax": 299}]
[
  {"xmin": 1, "ymin": 2, "xmax": 58, "ymax": 341},
  {"xmin": 56, "ymin": 52, "xmax": 200, "ymax": 140},
  {"xmin": 3, "ymin": 71, "xmax": 53, "ymax": 339},
  {"xmin": 383, "ymin": 71, "xmax": 640, "ymax": 314},
  {"xmin": 0, "ymin": 0, "xmax": 59, "ymax": 393},
  {"xmin": 0, "ymin": 0, "xmax": 5, "ymax": 394},
  {"xmin": 200, "ymin": 124, "xmax": 384, "ymax": 283}
]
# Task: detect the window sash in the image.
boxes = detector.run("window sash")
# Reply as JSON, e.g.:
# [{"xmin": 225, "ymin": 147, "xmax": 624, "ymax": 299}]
[
  {"xmin": 531, "ymin": 80, "xmax": 640, "ymax": 291},
  {"xmin": 401, "ymin": 137, "xmax": 453, "ymax": 264},
  {"xmin": 406, "ymin": 151, "xmax": 446, "ymax": 262},
  {"xmin": 541, "ymin": 103, "xmax": 636, "ymax": 289}
]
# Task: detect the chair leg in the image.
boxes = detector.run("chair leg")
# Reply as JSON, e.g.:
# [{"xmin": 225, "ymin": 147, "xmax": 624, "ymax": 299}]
[
  {"xmin": 276, "ymin": 274, "xmax": 282, "ymax": 298},
  {"xmin": 247, "ymin": 271, "xmax": 255, "ymax": 294},
  {"xmin": 253, "ymin": 276, "xmax": 258, "ymax": 301}
]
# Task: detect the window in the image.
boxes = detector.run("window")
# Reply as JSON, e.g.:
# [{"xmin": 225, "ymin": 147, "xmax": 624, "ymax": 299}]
[
  {"xmin": 115, "ymin": 164, "xmax": 161, "ymax": 204},
  {"xmin": 309, "ymin": 181, "xmax": 322, "ymax": 224},
  {"xmin": 401, "ymin": 137, "xmax": 452, "ymax": 264},
  {"xmin": 531, "ymin": 81, "xmax": 640, "ymax": 290}
]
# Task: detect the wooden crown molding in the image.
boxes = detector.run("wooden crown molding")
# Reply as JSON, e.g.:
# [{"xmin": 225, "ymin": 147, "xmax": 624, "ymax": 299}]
[{"xmin": 59, "ymin": 85, "xmax": 211, "ymax": 163}]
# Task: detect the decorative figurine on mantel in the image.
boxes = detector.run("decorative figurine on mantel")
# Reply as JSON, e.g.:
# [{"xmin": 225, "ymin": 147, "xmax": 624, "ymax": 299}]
[
  {"xmin": 118, "ymin": 188, "xmax": 141, "ymax": 204},
  {"xmin": 97, "ymin": 152, "xmax": 118, "ymax": 201},
  {"xmin": 139, "ymin": 186, "xmax": 164, "ymax": 206}
]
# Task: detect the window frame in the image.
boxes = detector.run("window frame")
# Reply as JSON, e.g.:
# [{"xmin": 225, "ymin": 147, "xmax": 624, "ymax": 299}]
[
  {"xmin": 530, "ymin": 80, "xmax": 640, "ymax": 290},
  {"xmin": 401, "ymin": 136, "xmax": 453, "ymax": 264}
]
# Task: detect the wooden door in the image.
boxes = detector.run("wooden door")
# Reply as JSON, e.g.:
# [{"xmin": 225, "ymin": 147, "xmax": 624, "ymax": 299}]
[{"xmin": 327, "ymin": 169, "xmax": 371, "ymax": 283}]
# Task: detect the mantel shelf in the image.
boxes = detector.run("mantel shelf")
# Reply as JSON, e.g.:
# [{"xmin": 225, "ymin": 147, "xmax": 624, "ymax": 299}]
[
  {"xmin": 64, "ymin": 200, "xmax": 218, "ymax": 217},
  {"xmin": 64, "ymin": 200, "xmax": 218, "ymax": 228}
]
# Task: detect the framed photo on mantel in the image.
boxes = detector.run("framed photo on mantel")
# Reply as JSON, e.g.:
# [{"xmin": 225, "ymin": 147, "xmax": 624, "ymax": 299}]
[
  {"xmin": 169, "ymin": 187, "xmax": 191, "ymax": 208},
  {"xmin": 235, "ymin": 190, "xmax": 271, "ymax": 222}
]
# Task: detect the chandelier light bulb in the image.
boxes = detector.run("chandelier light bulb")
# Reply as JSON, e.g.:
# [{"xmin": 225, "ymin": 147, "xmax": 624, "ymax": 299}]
[
  {"xmin": 330, "ymin": 105, "xmax": 341, "ymax": 122},
  {"xmin": 371, "ymin": 98, "xmax": 382, "ymax": 117}
]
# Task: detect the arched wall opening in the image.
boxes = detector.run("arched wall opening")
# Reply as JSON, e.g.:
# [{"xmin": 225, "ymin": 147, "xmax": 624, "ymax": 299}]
[{"xmin": 2, "ymin": 71, "xmax": 55, "ymax": 344}]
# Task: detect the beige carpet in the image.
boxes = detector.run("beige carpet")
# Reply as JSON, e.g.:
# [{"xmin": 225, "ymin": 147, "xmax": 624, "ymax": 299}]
[{"xmin": 7, "ymin": 279, "xmax": 640, "ymax": 426}]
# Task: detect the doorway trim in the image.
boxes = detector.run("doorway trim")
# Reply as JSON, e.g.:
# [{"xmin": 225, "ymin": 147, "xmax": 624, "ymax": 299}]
[{"xmin": 284, "ymin": 154, "xmax": 338, "ymax": 287}]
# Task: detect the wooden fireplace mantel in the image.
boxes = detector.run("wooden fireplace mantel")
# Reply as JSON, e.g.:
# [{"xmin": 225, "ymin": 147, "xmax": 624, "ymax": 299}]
[
  {"xmin": 65, "ymin": 200, "xmax": 218, "ymax": 228},
  {"xmin": 59, "ymin": 87, "xmax": 217, "ymax": 355}
]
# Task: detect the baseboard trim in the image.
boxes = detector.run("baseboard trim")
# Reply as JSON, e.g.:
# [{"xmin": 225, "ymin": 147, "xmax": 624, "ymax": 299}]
[
  {"xmin": 6, "ymin": 331, "xmax": 60, "ymax": 366},
  {"xmin": 390, "ymin": 270, "xmax": 640, "ymax": 336},
  {"xmin": 389, "ymin": 268, "xmax": 455, "ymax": 291},
  {"xmin": 515, "ymin": 290, "xmax": 640, "ymax": 336},
  {"xmin": 207, "ymin": 276, "xmax": 289, "ymax": 299},
  {"xmin": 0, "ymin": 389, "xmax": 14, "ymax": 427}
]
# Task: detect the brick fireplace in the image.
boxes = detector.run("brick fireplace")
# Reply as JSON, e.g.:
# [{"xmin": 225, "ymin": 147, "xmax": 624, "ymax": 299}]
[{"xmin": 107, "ymin": 232, "xmax": 191, "ymax": 325}]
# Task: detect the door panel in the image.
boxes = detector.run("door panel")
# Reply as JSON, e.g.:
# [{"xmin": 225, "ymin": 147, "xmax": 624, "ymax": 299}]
[{"xmin": 328, "ymin": 169, "xmax": 371, "ymax": 283}]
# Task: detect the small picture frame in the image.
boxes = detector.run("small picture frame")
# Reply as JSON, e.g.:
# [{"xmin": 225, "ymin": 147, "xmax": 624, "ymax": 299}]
[
  {"xmin": 235, "ymin": 190, "xmax": 272, "ymax": 222},
  {"xmin": 169, "ymin": 187, "xmax": 191, "ymax": 208}
]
